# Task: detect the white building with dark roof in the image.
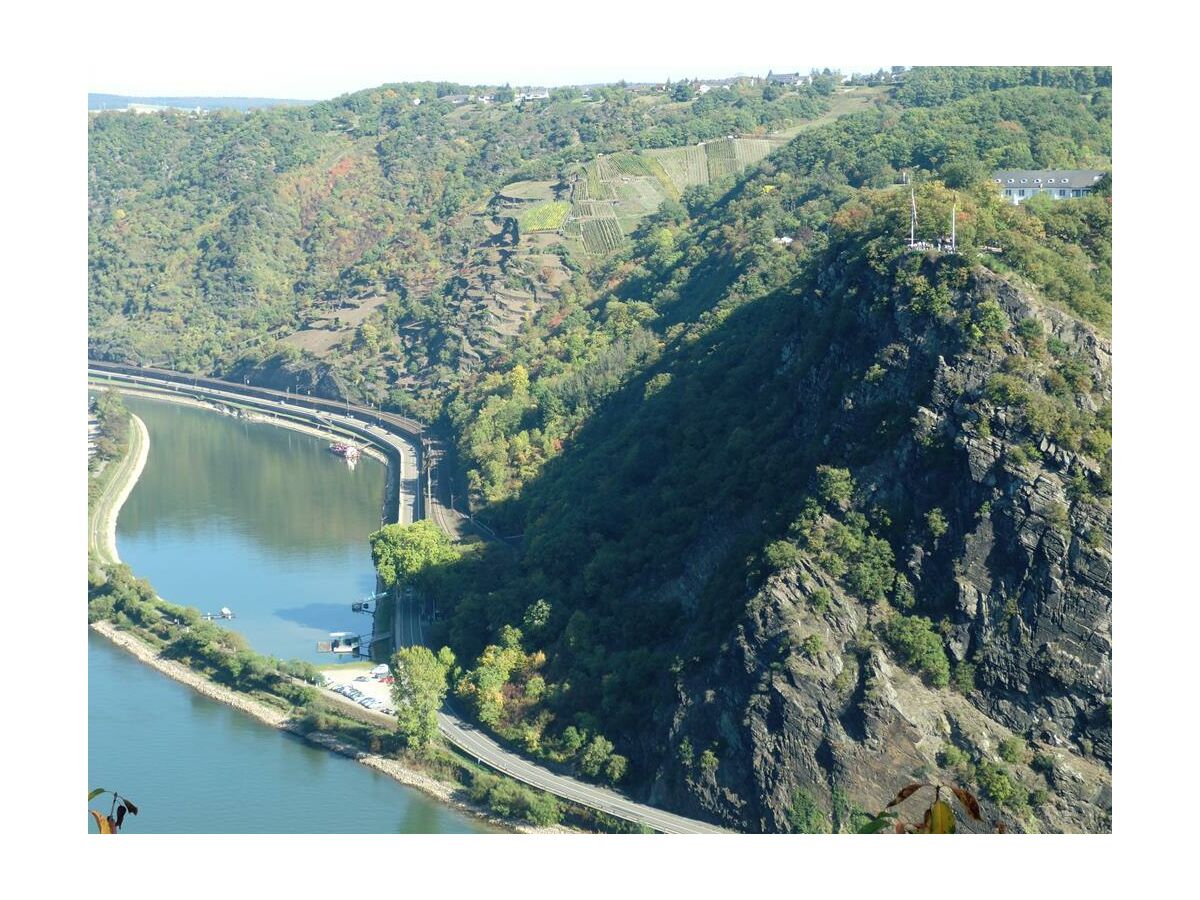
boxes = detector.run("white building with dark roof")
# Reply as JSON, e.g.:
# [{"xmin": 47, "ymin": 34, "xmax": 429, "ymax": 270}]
[
  {"xmin": 766, "ymin": 71, "xmax": 811, "ymax": 86},
  {"xmin": 992, "ymin": 169, "xmax": 1106, "ymax": 204}
]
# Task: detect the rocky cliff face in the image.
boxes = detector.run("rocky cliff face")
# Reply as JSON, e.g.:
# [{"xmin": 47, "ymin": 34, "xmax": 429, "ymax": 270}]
[{"xmin": 648, "ymin": 264, "xmax": 1112, "ymax": 833}]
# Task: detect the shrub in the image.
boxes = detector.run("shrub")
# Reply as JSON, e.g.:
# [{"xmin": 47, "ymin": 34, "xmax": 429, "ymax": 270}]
[
  {"xmin": 468, "ymin": 772, "xmax": 561, "ymax": 826},
  {"xmin": 938, "ymin": 744, "xmax": 970, "ymax": 771},
  {"xmin": 699, "ymin": 748, "xmax": 719, "ymax": 776},
  {"xmin": 846, "ymin": 534, "xmax": 896, "ymax": 603},
  {"xmin": 891, "ymin": 574, "xmax": 916, "ymax": 610},
  {"xmin": 961, "ymin": 298, "xmax": 1008, "ymax": 347},
  {"xmin": 1031, "ymin": 752, "xmax": 1057, "ymax": 776},
  {"xmin": 809, "ymin": 587, "xmax": 832, "ymax": 612},
  {"xmin": 952, "ymin": 661, "xmax": 976, "ymax": 694},
  {"xmin": 678, "ymin": 738, "xmax": 694, "ymax": 769},
  {"xmin": 976, "ymin": 761, "xmax": 1020, "ymax": 808},
  {"xmin": 764, "ymin": 540, "xmax": 801, "ymax": 571},
  {"xmin": 788, "ymin": 789, "xmax": 831, "ymax": 834},
  {"xmin": 816, "ymin": 465, "xmax": 854, "ymax": 506},
  {"xmin": 881, "ymin": 615, "xmax": 951, "ymax": 687},
  {"xmin": 926, "ymin": 507, "xmax": 949, "ymax": 540},
  {"xmin": 525, "ymin": 790, "xmax": 562, "ymax": 826},
  {"xmin": 801, "ymin": 634, "xmax": 824, "ymax": 658},
  {"xmin": 1046, "ymin": 502, "xmax": 1070, "ymax": 530},
  {"xmin": 998, "ymin": 736, "xmax": 1028, "ymax": 765},
  {"xmin": 1015, "ymin": 317, "xmax": 1044, "ymax": 349}
]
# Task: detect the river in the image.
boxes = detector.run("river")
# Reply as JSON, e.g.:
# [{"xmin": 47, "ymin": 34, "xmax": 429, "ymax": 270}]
[{"xmin": 88, "ymin": 394, "xmax": 491, "ymax": 833}]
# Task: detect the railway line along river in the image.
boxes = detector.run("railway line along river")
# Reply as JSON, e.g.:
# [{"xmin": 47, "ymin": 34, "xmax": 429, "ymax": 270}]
[{"xmin": 88, "ymin": 393, "xmax": 491, "ymax": 833}]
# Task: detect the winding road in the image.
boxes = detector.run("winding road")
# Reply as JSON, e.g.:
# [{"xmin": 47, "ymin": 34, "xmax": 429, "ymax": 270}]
[{"xmin": 88, "ymin": 362, "xmax": 730, "ymax": 834}]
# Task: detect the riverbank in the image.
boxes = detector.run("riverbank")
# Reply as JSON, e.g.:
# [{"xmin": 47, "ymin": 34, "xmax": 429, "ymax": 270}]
[
  {"xmin": 89, "ymin": 412, "xmax": 149, "ymax": 564},
  {"xmin": 89, "ymin": 623, "xmax": 572, "ymax": 834},
  {"xmin": 86, "ymin": 388, "xmax": 580, "ymax": 833}
]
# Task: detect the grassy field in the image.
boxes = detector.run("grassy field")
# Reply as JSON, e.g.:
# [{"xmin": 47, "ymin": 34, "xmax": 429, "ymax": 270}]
[
  {"xmin": 766, "ymin": 86, "xmax": 889, "ymax": 142},
  {"xmin": 518, "ymin": 201, "xmax": 572, "ymax": 232},
  {"xmin": 499, "ymin": 179, "xmax": 560, "ymax": 201},
  {"xmin": 614, "ymin": 179, "xmax": 669, "ymax": 216}
]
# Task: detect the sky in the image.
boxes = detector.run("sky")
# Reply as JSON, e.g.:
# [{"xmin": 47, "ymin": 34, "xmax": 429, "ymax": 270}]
[{"xmin": 79, "ymin": 0, "xmax": 1100, "ymax": 101}]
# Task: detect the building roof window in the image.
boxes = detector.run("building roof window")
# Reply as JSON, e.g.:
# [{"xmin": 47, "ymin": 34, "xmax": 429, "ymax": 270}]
[
  {"xmin": 1020, "ymin": 178, "xmax": 1027, "ymax": 183},
  {"xmin": 1047, "ymin": 178, "xmax": 1055, "ymax": 183}
]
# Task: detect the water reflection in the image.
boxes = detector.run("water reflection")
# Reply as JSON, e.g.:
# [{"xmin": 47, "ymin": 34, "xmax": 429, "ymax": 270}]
[{"xmin": 117, "ymin": 394, "xmax": 387, "ymax": 663}]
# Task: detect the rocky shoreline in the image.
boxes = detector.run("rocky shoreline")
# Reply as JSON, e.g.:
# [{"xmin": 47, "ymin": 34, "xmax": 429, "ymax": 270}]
[
  {"xmin": 87, "ymin": 393, "xmax": 578, "ymax": 833},
  {"xmin": 89, "ymin": 621, "xmax": 578, "ymax": 833}
]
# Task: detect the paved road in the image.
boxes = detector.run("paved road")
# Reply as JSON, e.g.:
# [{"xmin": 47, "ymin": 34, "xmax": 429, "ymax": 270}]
[
  {"xmin": 87, "ymin": 364, "xmax": 730, "ymax": 834},
  {"xmin": 393, "ymin": 586, "xmax": 727, "ymax": 833}
]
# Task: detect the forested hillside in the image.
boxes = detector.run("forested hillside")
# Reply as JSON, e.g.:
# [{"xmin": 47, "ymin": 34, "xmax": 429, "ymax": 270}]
[
  {"xmin": 88, "ymin": 67, "xmax": 1112, "ymax": 832},
  {"xmin": 89, "ymin": 79, "xmax": 827, "ymax": 415}
]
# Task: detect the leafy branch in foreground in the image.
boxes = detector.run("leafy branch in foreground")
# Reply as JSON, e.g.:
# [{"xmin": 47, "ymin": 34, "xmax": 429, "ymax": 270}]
[
  {"xmin": 857, "ymin": 782, "xmax": 998, "ymax": 834},
  {"xmin": 88, "ymin": 787, "xmax": 139, "ymax": 834}
]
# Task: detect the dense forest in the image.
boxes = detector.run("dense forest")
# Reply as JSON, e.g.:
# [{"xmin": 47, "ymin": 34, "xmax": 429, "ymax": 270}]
[{"xmin": 89, "ymin": 67, "xmax": 1112, "ymax": 832}]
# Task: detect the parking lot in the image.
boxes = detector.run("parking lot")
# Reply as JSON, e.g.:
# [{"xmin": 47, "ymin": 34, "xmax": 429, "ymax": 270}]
[{"xmin": 320, "ymin": 665, "xmax": 395, "ymax": 716}]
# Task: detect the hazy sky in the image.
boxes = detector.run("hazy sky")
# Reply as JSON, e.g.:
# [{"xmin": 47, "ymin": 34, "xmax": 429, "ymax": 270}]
[{"xmin": 80, "ymin": 0, "xmax": 1037, "ymax": 100}]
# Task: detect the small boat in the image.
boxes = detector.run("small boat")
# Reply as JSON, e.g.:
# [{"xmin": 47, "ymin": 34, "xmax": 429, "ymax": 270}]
[
  {"xmin": 325, "ymin": 632, "xmax": 361, "ymax": 654},
  {"xmin": 328, "ymin": 441, "xmax": 361, "ymax": 462}
]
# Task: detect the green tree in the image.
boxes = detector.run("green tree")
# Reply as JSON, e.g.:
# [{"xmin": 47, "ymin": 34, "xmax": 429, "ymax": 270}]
[
  {"xmin": 604, "ymin": 754, "xmax": 629, "ymax": 784},
  {"xmin": 578, "ymin": 735, "xmax": 614, "ymax": 778},
  {"xmin": 370, "ymin": 520, "xmax": 460, "ymax": 590},
  {"xmin": 816, "ymin": 465, "xmax": 854, "ymax": 507},
  {"xmin": 764, "ymin": 540, "xmax": 801, "ymax": 571},
  {"xmin": 390, "ymin": 645, "xmax": 452, "ymax": 746},
  {"xmin": 561, "ymin": 726, "xmax": 586, "ymax": 756},
  {"xmin": 881, "ymin": 615, "xmax": 951, "ymax": 687},
  {"xmin": 926, "ymin": 508, "xmax": 949, "ymax": 540},
  {"xmin": 522, "ymin": 598, "xmax": 552, "ymax": 633}
]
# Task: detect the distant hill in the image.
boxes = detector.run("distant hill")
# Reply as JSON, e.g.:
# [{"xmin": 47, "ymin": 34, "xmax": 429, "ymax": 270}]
[{"xmin": 88, "ymin": 93, "xmax": 312, "ymax": 112}]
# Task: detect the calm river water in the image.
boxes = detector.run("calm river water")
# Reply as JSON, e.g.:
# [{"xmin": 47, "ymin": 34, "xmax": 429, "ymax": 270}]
[{"xmin": 88, "ymin": 394, "xmax": 490, "ymax": 833}]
